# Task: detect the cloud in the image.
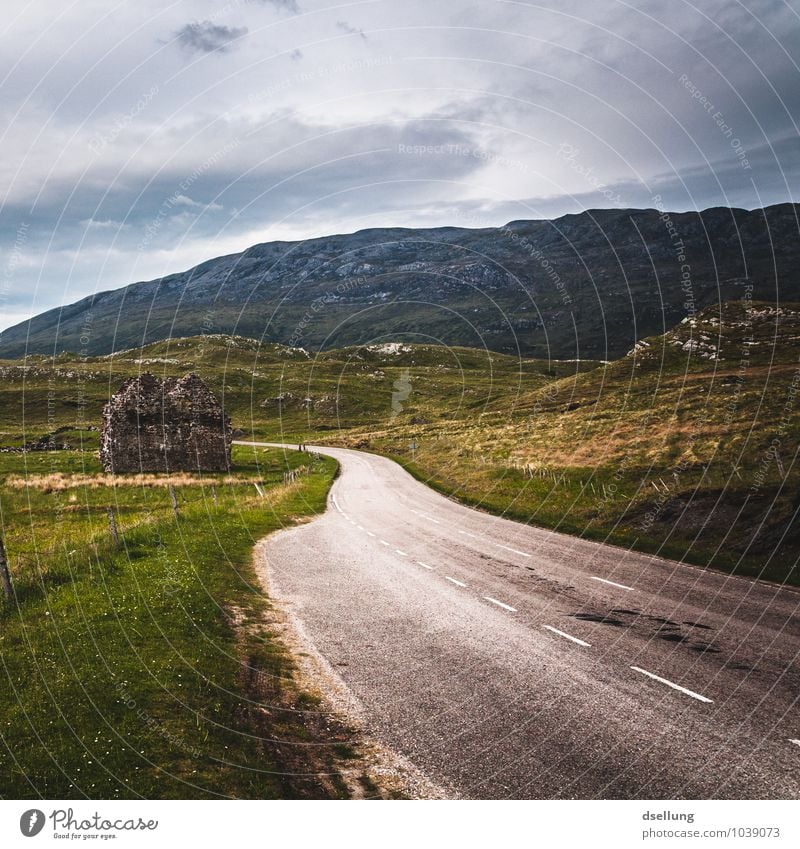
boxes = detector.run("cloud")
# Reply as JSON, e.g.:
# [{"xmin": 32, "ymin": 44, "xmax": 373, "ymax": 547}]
[
  {"xmin": 172, "ymin": 194, "xmax": 224, "ymax": 212},
  {"xmin": 80, "ymin": 217, "xmax": 129, "ymax": 230},
  {"xmin": 1, "ymin": 0, "xmax": 798, "ymax": 332},
  {"xmin": 259, "ymin": 0, "xmax": 301, "ymax": 13},
  {"xmin": 336, "ymin": 21, "xmax": 367, "ymax": 41},
  {"xmin": 173, "ymin": 21, "xmax": 248, "ymax": 54}
]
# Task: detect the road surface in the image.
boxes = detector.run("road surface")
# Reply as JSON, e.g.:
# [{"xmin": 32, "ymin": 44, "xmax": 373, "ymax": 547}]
[{"xmin": 245, "ymin": 442, "xmax": 800, "ymax": 799}]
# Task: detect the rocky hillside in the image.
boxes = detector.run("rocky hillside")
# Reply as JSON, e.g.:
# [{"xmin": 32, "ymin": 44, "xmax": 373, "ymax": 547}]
[
  {"xmin": 625, "ymin": 300, "xmax": 800, "ymax": 370},
  {"xmin": 1, "ymin": 203, "xmax": 798, "ymax": 361}
]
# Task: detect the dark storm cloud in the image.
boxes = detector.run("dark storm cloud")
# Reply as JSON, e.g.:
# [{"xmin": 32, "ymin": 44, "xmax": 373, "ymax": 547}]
[
  {"xmin": 0, "ymin": 111, "xmax": 489, "ymax": 322},
  {"xmin": 173, "ymin": 21, "xmax": 249, "ymax": 54},
  {"xmin": 1, "ymin": 0, "xmax": 797, "ymax": 331}
]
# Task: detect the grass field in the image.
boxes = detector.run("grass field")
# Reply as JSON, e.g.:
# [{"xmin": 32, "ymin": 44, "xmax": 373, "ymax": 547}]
[
  {"xmin": 349, "ymin": 303, "xmax": 800, "ymax": 584},
  {"xmin": 2, "ymin": 302, "xmax": 799, "ymax": 585},
  {"xmin": 1, "ymin": 298, "xmax": 798, "ymax": 799},
  {"xmin": 0, "ymin": 444, "xmax": 390, "ymax": 799}
]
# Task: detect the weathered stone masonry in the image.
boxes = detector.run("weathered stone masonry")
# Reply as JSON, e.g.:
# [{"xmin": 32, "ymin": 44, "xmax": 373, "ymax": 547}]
[{"xmin": 100, "ymin": 372, "xmax": 231, "ymax": 473}]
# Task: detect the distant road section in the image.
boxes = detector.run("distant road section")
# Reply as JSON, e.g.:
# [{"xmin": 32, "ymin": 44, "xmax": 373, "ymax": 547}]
[{"xmin": 240, "ymin": 441, "xmax": 800, "ymax": 799}]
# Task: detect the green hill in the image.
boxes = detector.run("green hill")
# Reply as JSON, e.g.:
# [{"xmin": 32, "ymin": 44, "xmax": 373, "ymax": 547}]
[
  {"xmin": 347, "ymin": 300, "xmax": 800, "ymax": 584},
  {"xmin": 1, "ymin": 300, "xmax": 797, "ymax": 584}
]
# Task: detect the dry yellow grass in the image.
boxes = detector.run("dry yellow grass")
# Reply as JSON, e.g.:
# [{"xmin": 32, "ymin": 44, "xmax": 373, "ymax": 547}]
[{"xmin": 4, "ymin": 471, "xmax": 263, "ymax": 491}]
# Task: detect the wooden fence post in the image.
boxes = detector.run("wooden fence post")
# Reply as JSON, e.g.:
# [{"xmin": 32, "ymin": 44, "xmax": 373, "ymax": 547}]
[
  {"xmin": 107, "ymin": 507, "xmax": 119, "ymax": 547},
  {"xmin": 0, "ymin": 535, "xmax": 12, "ymax": 600}
]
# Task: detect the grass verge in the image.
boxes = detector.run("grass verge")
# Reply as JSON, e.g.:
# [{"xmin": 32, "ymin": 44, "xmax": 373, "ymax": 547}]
[
  {"xmin": 0, "ymin": 446, "xmax": 380, "ymax": 799},
  {"xmin": 388, "ymin": 452, "xmax": 798, "ymax": 587}
]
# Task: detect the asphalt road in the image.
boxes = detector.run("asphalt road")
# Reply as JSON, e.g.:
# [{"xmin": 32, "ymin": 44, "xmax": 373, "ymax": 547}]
[{"xmin": 245, "ymin": 442, "xmax": 800, "ymax": 799}]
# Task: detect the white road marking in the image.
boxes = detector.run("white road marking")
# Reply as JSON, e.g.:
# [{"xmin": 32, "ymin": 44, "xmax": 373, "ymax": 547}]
[
  {"xmin": 495, "ymin": 543, "xmax": 531, "ymax": 558},
  {"xmin": 395, "ymin": 549, "xmax": 408, "ymax": 556},
  {"xmin": 542, "ymin": 625, "xmax": 591, "ymax": 647},
  {"xmin": 366, "ymin": 531, "xmax": 376, "ymax": 537},
  {"xmin": 357, "ymin": 525, "xmax": 365, "ymax": 530},
  {"xmin": 630, "ymin": 666, "xmax": 713, "ymax": 704},
  {"xmin": 445, "ymin": 576, "xmax": 467, "ymax": 587},
  {"xmin": 458, "ymin": 530, "xmax": 478, "ymax": 539},
  {"xmin": 590, "ymin": 576, "xmax": 634, "ymax": 591},
  {"xmin": 789, "ymin": 739, "xmax": 800, "ymax": 747},
  {"xmin": 484, "ymin": 596, "xmax": 517, "ymax": 612},
  {"xmin": 380, "ymin": 540, "xmax": 391, "ymax": 547},
  {"xmin": 417, "ymin": 561, "xmax": 434, "ymax": 570},
  {"xmin": 411, "ymin": 509, "xmax": 441, "ymax": 525}
]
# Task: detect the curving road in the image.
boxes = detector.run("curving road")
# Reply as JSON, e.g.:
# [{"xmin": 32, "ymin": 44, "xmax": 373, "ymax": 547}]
[{"xmin": 243, "ymin": 442, "xmax": 800, "ymax": 799}]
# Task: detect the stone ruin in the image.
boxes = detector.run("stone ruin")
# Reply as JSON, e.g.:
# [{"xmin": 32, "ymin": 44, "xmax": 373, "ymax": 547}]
[{"xmin": 100, "ymin": 372, "xmax": 232, "ymax": 473}]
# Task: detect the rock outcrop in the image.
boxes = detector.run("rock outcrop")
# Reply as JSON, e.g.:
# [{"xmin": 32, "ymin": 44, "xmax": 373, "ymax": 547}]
[{"xmin": 100, "ymin": 372, "xmax": 231, "ymax": 473}]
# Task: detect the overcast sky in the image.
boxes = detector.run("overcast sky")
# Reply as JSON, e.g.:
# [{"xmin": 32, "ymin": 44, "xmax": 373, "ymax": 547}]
[{"xmin": 1, "ymin": 0, "xmax": 798, "ymax": 331}]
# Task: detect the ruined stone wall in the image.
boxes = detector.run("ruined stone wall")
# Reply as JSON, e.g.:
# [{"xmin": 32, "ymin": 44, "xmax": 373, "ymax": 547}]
[{"xmin": 100, "ymin": 372, "xmax": 232, "ymax": 473}]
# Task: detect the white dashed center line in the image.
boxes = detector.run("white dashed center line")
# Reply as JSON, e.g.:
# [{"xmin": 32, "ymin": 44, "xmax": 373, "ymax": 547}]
[
  {"xmin": 395, "ymin": 549, "xmax": 408, "ymax": 556},
  {"xmin": 484, "ymin": 596, "xmax": 517, "ymax": 612},
  {"xmin": 410, "ymin": 509, "xmax": 441, "ymax": 525},
  {"xmin": 542, "ymin": 625, "xmax": 591, "ymax": 647},
  {"xmin": 630, "ymin": 666, "xmax": 713, "ymax": 703},
  {"xmin": 458, "ymin": 530, "xmax": 479, "ymax": 539},
  {"xmin": 380, "ymin": 540, "xmax": 391, "ymax": 547},
  {"xmin": 366, "ymin": 531, "xmax": 375, "ymax": 537},
  {"xmin": 417, "ymin": 561, "xmax": 434, "ymax": 570},
  {"xmin": 495, "ymin": 543, "xmax": 531, "ymax": 558},
  {"xmin": 590, "ymin": 576, "xmax": 633, "ymax": 591},
  {"xmin": 445, "ymin": 576, "xmax": 467, "ymax": 587}
]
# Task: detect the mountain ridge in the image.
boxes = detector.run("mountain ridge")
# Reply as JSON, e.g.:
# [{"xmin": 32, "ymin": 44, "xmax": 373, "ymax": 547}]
[{"xmin": 2, "ymin": 202, "xmax": 798, "ymax": 361}]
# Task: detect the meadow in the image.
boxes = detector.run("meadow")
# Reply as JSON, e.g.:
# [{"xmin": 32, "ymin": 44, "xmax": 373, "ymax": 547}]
[
  {"xmin": 2, "ymin": 300, "xmax": 797, "ymax": 589},
  {"xmin": 1, "ymin": 298, "xmax": 797, "ymax": 799},
  {"xmin": 0, "ymin": 444, "xmax": 387, "ymax": 799}
]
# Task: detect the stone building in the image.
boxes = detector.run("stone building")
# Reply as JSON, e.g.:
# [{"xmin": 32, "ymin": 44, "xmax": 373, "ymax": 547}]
[{"xmin": 100, "ymin": 372, "xmax": 232, "ymax": 473}]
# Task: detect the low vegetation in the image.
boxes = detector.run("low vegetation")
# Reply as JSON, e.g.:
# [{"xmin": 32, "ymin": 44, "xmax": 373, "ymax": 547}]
[
  {"xmin": 2, "ymin": 301, "xmax": 798, "ymax": 587},
  {"xmin": 353, "ymin": 303, "xmax": 800, "ymax": 584},
  {"xmin": 0, "ymin": 444, "xmax": 389, "ymax": 799},
  {"xmin": 1, "ymin": 298, "xmax": 797, "ymax": 799}
]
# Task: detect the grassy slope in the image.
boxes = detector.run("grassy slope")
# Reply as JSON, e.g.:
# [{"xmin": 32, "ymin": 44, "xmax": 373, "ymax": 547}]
[
  {"xmin": 0, "ymin": 337, "xmax": 598, "ymax": 447},
  {"xmin": 1, "ymin": 300, "xmax": 797, "ymax": 798},
  {"xmin": 361, "ymin": 302, "xmax": 800, "ymax": 584},
  {"xmin": 2, "ymin": 299, "xmax": 797, "ymax": 597},
  {"xmin": 0, "ymin": 445, "xmax": 380, "ymax": 799}
]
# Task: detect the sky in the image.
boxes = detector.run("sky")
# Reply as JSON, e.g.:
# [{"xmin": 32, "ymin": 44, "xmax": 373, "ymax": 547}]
[{"xmin": 0, "ymin": 0, "xmax": 798, "ymax": 331}]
